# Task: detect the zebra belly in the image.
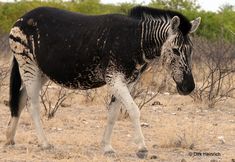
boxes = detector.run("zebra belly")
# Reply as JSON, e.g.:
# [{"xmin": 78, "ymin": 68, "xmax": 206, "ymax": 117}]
[
  {"xmin": 38, "ymin": 61, "xmax": 107, "ymax": 90},
  {"xmin": 45, "ymin": 72, "xmax": 106, "ymax": 90},
  {"xmin": 51, "ymin": 76, "xmax": 106, "ymax": 90}
]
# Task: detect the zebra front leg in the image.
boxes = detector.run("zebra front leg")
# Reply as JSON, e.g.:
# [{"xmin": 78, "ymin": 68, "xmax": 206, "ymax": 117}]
[
  {"xmin": 6, "ymin": 87, "xmax": 27, "ymax": 145},
  {"xmin": 110, "ymin": 76, "xmax": 148, "ymax": 158},
  {"xmin": 102, "ymin": 96, "xmax": 121, "ymax": 154}
]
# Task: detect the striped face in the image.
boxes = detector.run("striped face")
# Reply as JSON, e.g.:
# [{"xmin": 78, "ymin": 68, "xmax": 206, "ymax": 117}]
[{"xmin": 161, "ymin": 16, "xmax": 201, "ymax": 95}]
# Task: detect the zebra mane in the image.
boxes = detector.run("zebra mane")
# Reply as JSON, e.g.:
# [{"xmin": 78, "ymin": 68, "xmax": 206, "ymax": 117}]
[{"xmin": 129, "ymin": 6, "xmax": 192, "ymax": 35}]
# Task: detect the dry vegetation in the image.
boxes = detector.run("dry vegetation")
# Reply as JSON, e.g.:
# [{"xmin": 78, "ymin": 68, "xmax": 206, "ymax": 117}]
[
  {"xmin": 190, "ymin": 37, "xmax": 235, "ymax": 108},
  {"xmin": 0, "ymin": 37, "xmax": 234, "ymax": 162}
]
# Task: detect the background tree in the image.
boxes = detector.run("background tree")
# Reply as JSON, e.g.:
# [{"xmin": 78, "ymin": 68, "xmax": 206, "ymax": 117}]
[{"xmin": 149, "ymin": 0, "xmax": 200, "ymax": 11}]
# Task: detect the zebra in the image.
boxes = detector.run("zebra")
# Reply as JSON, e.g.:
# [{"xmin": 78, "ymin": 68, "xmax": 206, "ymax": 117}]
[{"xmin": 6, "ymin": 6, "xmax": 201, "ymax": 158}]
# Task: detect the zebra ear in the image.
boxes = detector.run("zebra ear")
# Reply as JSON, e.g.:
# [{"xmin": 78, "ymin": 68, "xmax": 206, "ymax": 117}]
[
  {"xmin": 190, "ymin": 17, "xmax": 201, "ymax": 33},
  {"xmin": 170, "ymin": 16, "xmax": 180, "ymax": 32}
]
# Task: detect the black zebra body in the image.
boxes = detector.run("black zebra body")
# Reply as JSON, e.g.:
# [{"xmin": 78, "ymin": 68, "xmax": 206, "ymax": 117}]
[{"xmin": 10, "ymin": 7, "xmax": 149, "ymax": 89}]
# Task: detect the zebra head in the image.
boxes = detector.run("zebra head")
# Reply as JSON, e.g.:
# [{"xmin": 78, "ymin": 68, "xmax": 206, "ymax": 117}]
[{"xmin": 161, "ymin": 16, "xmax": 201, "ymax": 95}]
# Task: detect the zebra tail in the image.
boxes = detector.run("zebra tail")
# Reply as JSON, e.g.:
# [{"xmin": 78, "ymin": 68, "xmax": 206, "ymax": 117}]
[{"xmin": 9, "ymin": 57, "xmax": 22, "ymax": 117}]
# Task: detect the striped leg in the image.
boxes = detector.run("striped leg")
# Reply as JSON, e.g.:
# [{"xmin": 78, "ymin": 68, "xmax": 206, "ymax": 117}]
[
  {"xmin": 23, "ymin": 69, "xmax": 50, "ymax": 149},
  {"xmin": 8, "ymin": 26, "xmax": 49, "ymax": 148},
  {"xmin": 102, "ymin": 96, "xmax": 121, "ymax": 154},
  {"xmin": 6, "ymin": 86, "xmax": 27, "ymax": 145},
  {"xmin": 15, "ymin": 56, "xmax": 49, "ymax": 148},
  {"xmin": 108, "ymin": 75, "xmax": 148, "ymax": 158}
]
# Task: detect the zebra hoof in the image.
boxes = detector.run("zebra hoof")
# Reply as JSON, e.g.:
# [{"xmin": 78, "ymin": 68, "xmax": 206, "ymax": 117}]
[
  {"xmin": 136, "ymin": 148, "xmax": 148, "ymax": 159},
  {"xmin": 103, "ymin": 144, "xmax": 116, "ymax": 156},
  {"xmin": 104, "ymin": 150, "xmax": 116, "ymax": 157},
  {"xmin": 5, "ymin": 140, "xmax": 15, "ymax": 146}
]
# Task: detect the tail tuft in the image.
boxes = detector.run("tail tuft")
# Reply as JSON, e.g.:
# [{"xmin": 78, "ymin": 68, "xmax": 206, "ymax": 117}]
[{"xmin": 9, "ymin": 57, "xmax": 22, "ymax": 117}]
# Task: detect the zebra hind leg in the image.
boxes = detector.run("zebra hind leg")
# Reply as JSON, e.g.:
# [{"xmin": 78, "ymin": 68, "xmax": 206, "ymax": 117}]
[
  {"xmin": 15, "ymin": 56, "xmax": 50, "ymax": 149},
  {"xmin": 23, "ymin": 69, "xmax": 50, "ymax": 149},
  {"xmin": 8, "ymin": 26, "xmax": 50, "ymax": 148}
]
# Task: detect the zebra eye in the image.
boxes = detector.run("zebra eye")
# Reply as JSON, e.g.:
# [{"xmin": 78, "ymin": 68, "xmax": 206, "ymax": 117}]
[{"xmin": 172, "ymin": 48, "xmax": 180, "ymax": 56}]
